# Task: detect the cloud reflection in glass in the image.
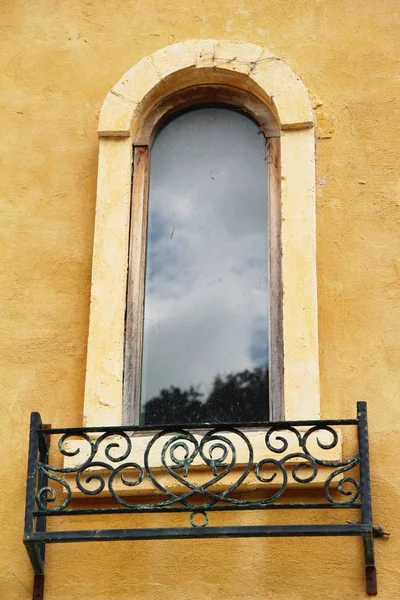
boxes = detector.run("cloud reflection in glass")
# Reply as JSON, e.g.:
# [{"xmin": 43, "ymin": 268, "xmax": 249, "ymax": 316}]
[{"xmin": 141, "ymin": 107, "xmax": 269, "ymax": 425}]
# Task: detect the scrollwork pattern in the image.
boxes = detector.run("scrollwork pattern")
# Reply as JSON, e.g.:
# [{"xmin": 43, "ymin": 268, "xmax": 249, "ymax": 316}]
[{"xmin": 35, "ymin": 423, "xmax": 361, "ymax": 525}]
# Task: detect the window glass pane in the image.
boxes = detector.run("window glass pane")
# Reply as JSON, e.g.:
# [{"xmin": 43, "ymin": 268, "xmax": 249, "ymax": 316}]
[{"xmin": 141, "ymin": 107, "xmax": 269, "ymax": 425}]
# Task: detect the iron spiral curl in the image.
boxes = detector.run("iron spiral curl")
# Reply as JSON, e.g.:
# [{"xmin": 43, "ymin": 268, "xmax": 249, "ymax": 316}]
[{"xmin": 35, "ymin": 421, "xmax": 361, "ymax": 525}]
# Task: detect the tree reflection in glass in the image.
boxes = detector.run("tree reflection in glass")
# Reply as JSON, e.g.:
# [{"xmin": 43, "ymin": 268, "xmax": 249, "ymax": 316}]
[{"xmin": 140, "ymin": 107, "xmax": 269, "ymax": 425}]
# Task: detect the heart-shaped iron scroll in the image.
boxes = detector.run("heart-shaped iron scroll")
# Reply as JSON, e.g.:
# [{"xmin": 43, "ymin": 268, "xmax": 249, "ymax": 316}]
[{"xmin": 143, "ymin": 428, "xmax": 254, "ymax": 519}]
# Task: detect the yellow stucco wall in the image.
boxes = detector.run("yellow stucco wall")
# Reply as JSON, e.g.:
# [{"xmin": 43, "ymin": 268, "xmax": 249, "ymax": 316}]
[{"xmin": 1, "ymin": 1, "xmax": 399, "ymax": 598}]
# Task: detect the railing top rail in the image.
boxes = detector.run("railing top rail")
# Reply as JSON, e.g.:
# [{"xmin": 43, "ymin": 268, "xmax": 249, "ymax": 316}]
[{"xmin": 37, "ymin": 417, "xmax": 359, "ymax": 436}]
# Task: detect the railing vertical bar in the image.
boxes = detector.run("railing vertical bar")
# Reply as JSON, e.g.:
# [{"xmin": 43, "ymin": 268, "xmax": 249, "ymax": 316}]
[
  {"xmin": 23, "ymin": 412, "xmax": 45, "ymax": 576},
  {"xmin": 357, "ymin": 401, "xmax": 377, "ymax": 595},
  {"xmin": 36, "ymin": 425, "xmax": 50, "ymax": 568},
  {"xmin": 357, "ymin": 401, "xmax": 373, "ymax": 528}
]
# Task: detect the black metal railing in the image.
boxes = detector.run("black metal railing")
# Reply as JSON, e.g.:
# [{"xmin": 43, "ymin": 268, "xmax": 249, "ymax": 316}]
[{"xmin": 24, "ymin": 402, "xmax": 379, "ymax": 597}]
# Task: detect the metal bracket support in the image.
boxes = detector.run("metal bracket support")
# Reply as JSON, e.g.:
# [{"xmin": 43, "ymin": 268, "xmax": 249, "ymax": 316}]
[
  {"xmin": 363, "ymin": 533, "xmax": 377, "ymax": 596},
  {"xmin": 32, "ymin": 574, "xmax": 45, "ymax": 600},
  {"xmin": 365, "ymin": 566, "xmax": 377, "ymax": 597}
]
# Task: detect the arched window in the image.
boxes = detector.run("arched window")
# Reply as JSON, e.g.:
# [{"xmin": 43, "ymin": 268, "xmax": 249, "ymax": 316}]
[
  {"xmin": 83, "ymin": 41, "xmax": 319, "ymax": 429},
  {"xmin": 124, "ymin": 88, "xmax": 282, "ymax": 426},
  {"xmin": 126, "ymin": 104, "xmax": 272, "ymax": 426}
]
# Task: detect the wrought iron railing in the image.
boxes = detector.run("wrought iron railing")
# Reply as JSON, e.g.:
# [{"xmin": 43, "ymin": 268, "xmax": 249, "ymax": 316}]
[{"xmin": 24, "ymin": 402, "xmax": 379, "ymax": 598}]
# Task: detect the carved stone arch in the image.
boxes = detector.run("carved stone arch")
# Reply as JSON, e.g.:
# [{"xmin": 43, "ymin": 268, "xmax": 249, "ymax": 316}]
[
  {"xmin": 84, "ymin": 40, "xmax": 320, "ymax": 427},
  {"xmin": 98, "ymin": 40, "xmax": 314, "ymax": 136}
]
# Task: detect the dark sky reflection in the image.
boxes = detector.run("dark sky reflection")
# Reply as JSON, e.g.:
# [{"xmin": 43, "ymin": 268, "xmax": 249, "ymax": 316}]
[{"xmin": 141, "ymin": 107, "xmax": 269, "ymax": 422}]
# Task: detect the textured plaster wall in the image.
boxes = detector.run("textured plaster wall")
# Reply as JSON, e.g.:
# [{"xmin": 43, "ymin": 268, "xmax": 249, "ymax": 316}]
[{"xmin": 0, "ymin": 1, "xmax": 399, "ymax": 598}]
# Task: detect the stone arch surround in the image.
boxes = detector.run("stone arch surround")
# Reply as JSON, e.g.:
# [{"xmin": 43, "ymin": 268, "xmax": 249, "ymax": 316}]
[{"xmin": 84, "ymin": 40, "xmax": 320, "ymax": 427}]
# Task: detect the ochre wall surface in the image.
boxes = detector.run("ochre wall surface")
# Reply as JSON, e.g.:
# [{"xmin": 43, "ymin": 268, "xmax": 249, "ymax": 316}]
[{"xmin": 1, "ymin": 1, "xmax": 399, "ymax": 598}]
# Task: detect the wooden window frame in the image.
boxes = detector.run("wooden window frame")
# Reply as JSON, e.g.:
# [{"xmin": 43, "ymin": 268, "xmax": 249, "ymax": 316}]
[{"xmin": 123, "ymin": 85, "xmax": 283, "ymax": 425}]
